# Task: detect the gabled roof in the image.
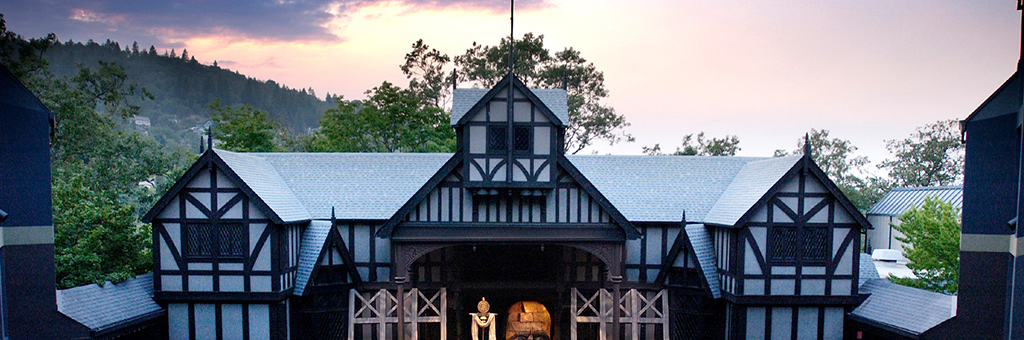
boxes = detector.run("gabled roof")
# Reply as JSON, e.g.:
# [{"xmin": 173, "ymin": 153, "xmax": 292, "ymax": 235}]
[
  {"xmin": 685, "ymin": 224, "xmax": 721, "ymax": 298},
  {"xmin": 963, "ymin": 71, "xmax": 1019, "ymax": 123},
  {"xmin": 294, "ymin": 220, "xmax": 331, "ymax": 296},
  {"xmin": 450, "ymin": 74, "xmax": 569, "ymax": 126},
  {"xmin": 0, "ymin": 63, "xmax": 53, "ymax": 117},
  {"xmin": 867, "ymin": 186, "xmax": 962, "ymax": 217},
  {"xmin": 859, "ymin": 253, "xmax": 881, "ymax": 287},
  {"xmin": 850, "ymin": 279, "xmax": 956, "ymax": 338},
  {"xmin": 568, "ymin": 155, "xmax": 764, "ymax": 222},
  {"xmin": 216, "ymin": 150, "xmax": 311, "ymax": 222},
  {"xmin": 702, "ymin": 155, "xmax": 803, "ymax": 226},
  {"xmin": 257, "ymin": 152, "xmax": 451, "ymax": 220},
  {"xmin": 56, "ymin": 273, "xmax": 164, "ymax": 335}
]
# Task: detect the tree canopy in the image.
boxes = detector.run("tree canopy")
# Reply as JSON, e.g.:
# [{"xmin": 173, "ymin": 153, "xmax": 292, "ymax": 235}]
[
  {"xmin": 889, "ymin": 197, "xmax": 960, "ymax": 294},
  {"xmin": 401, "ymin": 34, "xmax": 632, "ymax": 153},
  {"xmin": 307, "ymin": 81, "xmax": 455, "ymax": 153},
  {"xmin": 879, "ymin": 119, "xmax": 963, "ymax": 187},
  {"xmin": 643, "ymin": 132, "xmax": 740, "ymax": 156},
  {"xmin": 209, "ymin": 99, "xmax": 283, "ymax": 152},
  {"xmin": 777, "ymin": 129, "xmax": 888, "ymax": 211}
]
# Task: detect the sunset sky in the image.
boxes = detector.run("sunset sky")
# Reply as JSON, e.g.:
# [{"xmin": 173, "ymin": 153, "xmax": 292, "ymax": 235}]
[{"xmin": 3, "ymin": 1, "xmax": 1021, "ymax": 173}]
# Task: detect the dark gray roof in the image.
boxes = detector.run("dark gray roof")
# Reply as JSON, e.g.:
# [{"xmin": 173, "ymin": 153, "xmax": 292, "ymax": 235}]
[
  {"xmin": 685, "ymin": 224, "xmax": 721, "ymax": 298},
  {"xmin": 702, "ymin": 155, "xmax": 802, "ymax": 226},
  {"xmin": 56, "ymin": 273, "xmax": 164, "ymax": 333},
  {"xmin": 212, "ymin": 150, "xmax": 808, "ymax": 224},
  {"xmin": 215, "ymin": 150, "xmax": 452, "ymax": 221},
  {"xmin": 217, "ymin": 150, "xmax": 311, "ymax": 222},
  {"xmin": 851, "ymin": 279, "xmax": 956, "ymax": 337},
  {"xmin": 867, "ymin": 186, "xmax": 962, "ymax": 217},
  {"xmin": 294, "ymin": 220, "xmax": 332, "ymax": 296},
  {"xmin": 568, "ymin": 155, "xmax": 769, "ymax": 222},
  {"xmin": 450, "ymin": 88, "xmax": 569, "ymax": 126},
  {"xmin": 859, "ymin": 253, "xmax": 880, "ymax": 287}
]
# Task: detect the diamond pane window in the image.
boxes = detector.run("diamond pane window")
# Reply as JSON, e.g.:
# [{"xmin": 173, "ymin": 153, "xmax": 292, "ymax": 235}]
[
  {"xmin": 185, "ymin": 223, "xmax": 213, "ymax": 257},
  {"xmin": 801, "ymin": 227, "xmax": 829, "ymax": 263},
  {"xmin": 768, "ymin": 227, "xmax": 797, "ymax": 263},
  {"xmin": 488, "ymin": 125, "xmax": 507, "ymax": 154},
  {"xmin": 514, "ymin": 126, "xmax": 531, "ymax": 152},
  {"xmin": 218, "ymin": 223, "xmax": 246, "ymax": 257}
]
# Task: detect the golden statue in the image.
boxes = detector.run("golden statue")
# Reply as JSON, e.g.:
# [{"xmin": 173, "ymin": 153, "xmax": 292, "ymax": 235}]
[
  {"xmin": 505, "ymin": 301, "xmax": 551, "ymax": 340},
  {"xmin": 470, "ymin": 297, "xmax": 497, "ymax": 340}
]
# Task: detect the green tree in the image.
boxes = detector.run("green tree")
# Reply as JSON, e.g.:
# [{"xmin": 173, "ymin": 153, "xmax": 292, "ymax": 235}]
[
  {"xmin": 308, "ymin": 81, "xmax": 455, "ymax": 153},
  {"xmin": 889, "ymin": 197, "xmax": 960, "ymax": 294},
  {"xmin": 209, "ymin": 99, "xmax": 282, "ymax": 152},
  {"xmin": 777, "ymin": 129, "xmax": 888, "ymax": 211},
  {"xmin": 402, "ymin": 34, "xmax": 631, "ymax": 153},
  {"xmin": 643, "ymin": 132, "xmax": 740, "ymax": 156},
  {"xmin": 879, "ymin": 119, "xmax": 964, "ymax": 187}
]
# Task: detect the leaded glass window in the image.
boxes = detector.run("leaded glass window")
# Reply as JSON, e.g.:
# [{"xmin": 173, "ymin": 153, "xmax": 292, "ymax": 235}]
[
  {"xmin": 218, "ymin": 223, "xmax": 245, "ymax": 257},
  {"xmin": 801, "ymin": 227, "xmax": 829, "ymax": 263},
  {"xmin": 488, "ymin": 125, "xmax": 507, "ymax": 154},
  {"xmin": 185, "ymin": 223, "xmax": 213, "ymax": 257},
  {"xmin": 513, "ymin": 126, "xmax": 531, "ymax": 152},
  {"xmin": 768, "ymin": 227, "xmax": 797, "ymax": 263}
]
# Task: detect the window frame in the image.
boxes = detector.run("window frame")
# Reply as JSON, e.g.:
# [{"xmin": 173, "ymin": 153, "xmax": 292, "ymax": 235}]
[
  {"xmin": 183, "ymin": 222, "xmax": 247, "ymax": 259},
  {"xmin": 767, "ymin": 225, "xmax": 829, "ymax": 265}
]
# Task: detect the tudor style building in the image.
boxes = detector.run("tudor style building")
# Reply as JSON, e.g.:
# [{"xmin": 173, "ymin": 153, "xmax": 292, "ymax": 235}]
[{"xmin": 143, "ymin": 73, "xmax": 868, "ymax": 340}]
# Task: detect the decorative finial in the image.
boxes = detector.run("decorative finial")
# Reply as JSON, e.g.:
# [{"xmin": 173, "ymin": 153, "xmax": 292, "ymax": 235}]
[
  {"xmin": 331, "ymin": 206, "xmax": 336, "ymax": 224},
  {"xmin": 207, "ymin": 127, "xmax": 214, "ymax": 151},
  {"xmin": 199, "ymin": 134, "xmax": 205, "ymax": 153},
  {"xmin": 508, "ymin": 0, "xmax": 514, "ymax": 76},
  {"xmin": 477, "ymin": 297, "xmax": 490, "ymax": 314},
  {"xmin": 803, "ymin": 133, "xmax": 811, "ymax": 157},
  {"xmin": 562, "ymin": 66, "xmax": 568, "ymax": 90},
  {"xmin": 451, "ymin": 69, "xmax": 458, "ymax": 92}
]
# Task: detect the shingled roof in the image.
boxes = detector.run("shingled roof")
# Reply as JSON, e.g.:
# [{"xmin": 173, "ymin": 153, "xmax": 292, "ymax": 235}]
[
  {"xmin": 208, "ymin": 150, "xmax": 820, "ymax": 225},
  {"xmin": 294, "ymin": 220, "xmax": 332, "ymax": 296},
  {"xmin": 685, "ymin": 224, "xmax": 721, "ymax": 298},
  {"xmin": 56, "ymin": 273, "xmax": 164, "ymax": 336},
  {"xmin": 867, "ymin": 186, "xmax": 962, "ymax": 217},
  {"xmin": 850, "ymin": 279, "xmax": 956, "ymax": 338},
  {"xmin": 451, "ymin": 87, "xmax": 569, "ymax": 126}
]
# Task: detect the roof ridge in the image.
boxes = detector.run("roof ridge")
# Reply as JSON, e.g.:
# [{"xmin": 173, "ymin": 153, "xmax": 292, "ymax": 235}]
[{"xmin": 891, "ymin": 185, "xmax": 963, "ymax": 191}]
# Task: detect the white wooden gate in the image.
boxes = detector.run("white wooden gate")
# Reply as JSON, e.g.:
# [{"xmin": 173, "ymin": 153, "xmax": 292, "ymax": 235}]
[
  {"xmin": 570, "ymin": 288, "xmax": 669, "ymax": 340},
  {"xmin": 348, "ymin": 288, "xmax": 447, "ymax": 340}
]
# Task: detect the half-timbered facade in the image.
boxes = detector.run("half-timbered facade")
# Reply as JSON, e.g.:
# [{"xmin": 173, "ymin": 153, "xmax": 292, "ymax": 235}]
[{"xmin": 143, "ymin": 73, "xmax": 870, "ymax": 340}]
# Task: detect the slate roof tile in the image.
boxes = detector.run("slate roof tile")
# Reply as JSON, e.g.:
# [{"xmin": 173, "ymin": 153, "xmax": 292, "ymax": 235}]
[
  {"xmin": 216, "ymin": 150, "xmax": 312, "ymax": 222},
  {"xmin": 703, "ymin": 155, "xmax": 802, "ymax": 226},
  {"xmin": 451, "ymin": 88, "xmax": 569, "ymax": 126},
  {"xmin": 56, "ymin": 273, "xmax": 164, "ymax": 333},
  {"xmin": 294, "ymin": 220, "xmax": 332, "ymax": 296},
  {"xmin": 685, "ymin": 224, "xmax": 721, "ymax": 298},
  {"xmin": 851, "ymin": 279, "xmax": 956, "ymax": 337}
]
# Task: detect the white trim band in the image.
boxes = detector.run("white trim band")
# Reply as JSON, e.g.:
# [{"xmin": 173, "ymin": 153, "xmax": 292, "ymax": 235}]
[{"xmin": 0, "ymin": 225, "xmax": 54, "ymax": 247}]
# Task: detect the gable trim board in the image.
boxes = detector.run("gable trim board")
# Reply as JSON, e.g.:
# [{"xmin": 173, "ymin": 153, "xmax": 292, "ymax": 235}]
[
  {"xmin": 451, "ymin": 74, "xmax": 568, "ymax": 127},
  {"xmin": 294, "ymin": 219, "xmax": 362, "ymax": 296},
  {"xmin": 142, "ymin": 150, "xmax": 308, "ymax": 225},
  {"xmin": 963, "ymin": 71, "xmax": 1019, "ymax": 124},
  {"xmin": 706, "ymin": 155, "xmax": 870, "ymax": 229}
]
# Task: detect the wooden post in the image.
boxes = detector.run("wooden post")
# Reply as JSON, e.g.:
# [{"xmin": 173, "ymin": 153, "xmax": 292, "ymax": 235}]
[
  {"xmin": 348, "ymin": 289, "xmax": 356, "ymax": 340},
  {"xmin": 440, "ymin": 289, "xmax": 448, "ymax": 340},
  {"xmin": 661, "ymin": 290, "xmax": 669, "ymax": 340},
  {"xmin": 630, "ymin": 290, "xmax": 639, "ymax": 340},
  {"xmin": 397, "ymin": 278, "xmax": 407, "ymax": 340},
  {"xmin": 570, "ymin": 288, "xmax": 578, "ymax": 340},
  {"xmin": 612, "ymin": 276, "xmax": 622, "ymax": 340},
  {"xmin": 378, "ymin": 289, "xmax": 387, "ymax": 340}
]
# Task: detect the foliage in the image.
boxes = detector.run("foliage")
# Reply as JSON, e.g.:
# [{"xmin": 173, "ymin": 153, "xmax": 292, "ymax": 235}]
[
  {"xmin": 889, "ymin": 197, "xmax": 960, "ymax": 294},
  {"xmin": 209, "ymin": 99, "xmax": 283, "ymax": 152},
  {"xmin": 879, "ymin": 119, "xmax": 964, "ymax": 187},
  {"xmin": 307, "ymin": 81, "xmax": 455, "ymax": 153},
  {"xmin": 40, "ymin": 36, "xmax": 332, "ymax": 152},
  {"xmin": 643, "ymin": 132, "xmax": 740, "ymax": 156},
  {"xmin": 2, "ymin": 17, "xmax": 193, "ymax": 287},
  {"xmin": 401, "ymin": 39, "xmax": 452, "ymax": 109},
  {"xmin": 777, "ymin": 129, "xmax": 888, "ymax": 211},
  {"xmin": 402, "ymin": 34, "xmax": 632, "ymax": 153}
]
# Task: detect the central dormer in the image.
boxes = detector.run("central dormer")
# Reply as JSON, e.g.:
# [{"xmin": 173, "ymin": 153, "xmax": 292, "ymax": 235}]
[{"xmin": 451, "ymin": 74, "xmax": 567, "ymax": 189}]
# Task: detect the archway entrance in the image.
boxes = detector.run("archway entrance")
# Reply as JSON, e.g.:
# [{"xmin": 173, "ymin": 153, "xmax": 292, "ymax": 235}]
[{"xmin": 407, "ymin": 244, "xmax": 609, "ymax": 340}]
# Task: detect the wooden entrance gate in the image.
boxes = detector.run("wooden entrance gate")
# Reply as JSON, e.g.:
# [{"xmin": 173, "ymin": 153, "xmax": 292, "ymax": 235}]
[
  {"xmin": 570, "ymin": 288, "xmax": 669, "ymax": 340},
  {"xmin": 348, "ymin": 288, "xmax": 447, "ymax": 340}
]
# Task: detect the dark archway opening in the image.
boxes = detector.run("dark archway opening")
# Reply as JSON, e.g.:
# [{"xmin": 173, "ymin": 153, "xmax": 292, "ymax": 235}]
[{"xmin": 409, "ymin": 244, "xmax": 607, "ymax": 340}]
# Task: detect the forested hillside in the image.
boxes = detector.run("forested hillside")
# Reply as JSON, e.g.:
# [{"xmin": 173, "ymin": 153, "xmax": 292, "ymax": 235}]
[{"xmin": 43, "ymin": 39, "xmax": 333, "ymax": 150}]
